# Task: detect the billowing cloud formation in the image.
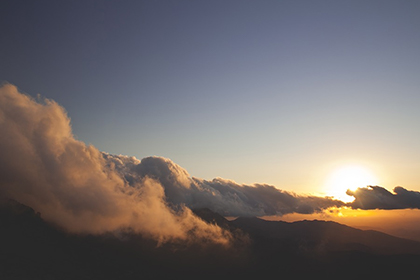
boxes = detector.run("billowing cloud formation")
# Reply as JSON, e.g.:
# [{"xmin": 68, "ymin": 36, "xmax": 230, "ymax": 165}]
[
  {"xmin": 0, "ymin": 84, "xmax": 229, "ymax": 244},
  {"xmin": 104, "ymin": 154, "xmax": 345, "ymax": 217},
  {"xmin": 0, "ymin": 84, "xmax": 344, "ymax": 242},
  {"xmin": 347, "ymin": 186, "xmax": 420, "ymax": 210}
]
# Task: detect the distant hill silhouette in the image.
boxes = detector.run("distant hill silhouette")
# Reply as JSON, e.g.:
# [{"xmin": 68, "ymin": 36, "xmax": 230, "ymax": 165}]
[
  {"xmin": 1, "ymin": 202, "xmax": 420, "ymax": 279},
  {"xmin": 232, "ymin": 216, "xmax": 420, "ymax": 255}
]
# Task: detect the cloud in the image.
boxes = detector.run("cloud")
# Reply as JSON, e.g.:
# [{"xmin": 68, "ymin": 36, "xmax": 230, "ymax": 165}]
[
  {"xmin": 0, "ymin": 83, "xmax": 344, "ymax": 243},
  {"xmin": 0, "ymin": 84, "xmax": 230, "ymax": 244},
  {"xmin": 347, "ymin": 186, "xmax": 420, "ymax": 210},
  {"xmin": 190, "ymin": 178, "xmax": 345, "ymax": 216},
  {"xmin": 106, "ymin": 154, "xmax": 345, "ymax": 217}
]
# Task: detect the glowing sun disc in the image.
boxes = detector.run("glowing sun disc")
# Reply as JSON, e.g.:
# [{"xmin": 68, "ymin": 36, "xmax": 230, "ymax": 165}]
[{"xmin": 325, "ymin": 165, "xmax": 379, "ymax": 203}]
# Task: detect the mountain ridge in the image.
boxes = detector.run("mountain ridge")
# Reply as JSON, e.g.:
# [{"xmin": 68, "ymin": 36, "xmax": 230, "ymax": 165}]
[
  {"xmin": 2, "ymin": 202, "xmax": 420, "ymax": 278},
  {"xmin": 229, "ymin": 215, "xmax": 420, "ymax": 255}
]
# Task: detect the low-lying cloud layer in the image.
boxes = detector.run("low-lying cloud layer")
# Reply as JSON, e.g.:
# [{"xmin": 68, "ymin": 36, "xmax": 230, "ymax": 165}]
[
  {"xmin": 0, "ymin": 84, "xmax": 229, "ymax": 244},
  {"xmin": 347, "ymin": 186, "xmax": 420, "ymax": 210},
  {"xmin": 2, "ymin": 84, "xmax": 419, "ymax": 244},
  {"xmin": 105, "ymin": 154, "xmax": 345, "ymax": 216}
]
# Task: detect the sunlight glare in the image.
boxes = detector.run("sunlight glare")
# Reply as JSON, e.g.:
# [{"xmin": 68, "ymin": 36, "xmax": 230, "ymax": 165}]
[{"xmin": 325, "ymin": 165, "xmax": 379, "ymax": 203}]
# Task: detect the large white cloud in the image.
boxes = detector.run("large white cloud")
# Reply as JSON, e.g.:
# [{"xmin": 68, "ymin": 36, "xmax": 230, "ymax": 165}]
[
  {"xmin": 0, "ymin": 84, "xmax": 230, "ymax": 244},
  {"xmin": 0, "ymin": 83, "xmax": 348, "ymax": 244}
]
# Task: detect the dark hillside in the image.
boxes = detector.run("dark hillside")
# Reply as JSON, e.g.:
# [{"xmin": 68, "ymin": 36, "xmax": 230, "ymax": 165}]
[{"xmin": 1, "ymin": 202, "xmax": 420, "ymax": 279}]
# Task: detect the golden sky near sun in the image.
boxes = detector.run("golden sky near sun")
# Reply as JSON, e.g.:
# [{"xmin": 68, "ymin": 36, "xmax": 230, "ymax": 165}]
[
  {"xmin": 271, "ymin": 208, "xmax": 420, "ymax": 242},
  {"xmin": 323, "ymin": 164, "xmax": 380, "ymax": 202}
]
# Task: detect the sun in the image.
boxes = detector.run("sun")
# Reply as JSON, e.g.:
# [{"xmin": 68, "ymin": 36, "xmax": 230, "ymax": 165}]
[{"xmin": 325, "ymin": 165, "xmax": 379, "ymax": 203}]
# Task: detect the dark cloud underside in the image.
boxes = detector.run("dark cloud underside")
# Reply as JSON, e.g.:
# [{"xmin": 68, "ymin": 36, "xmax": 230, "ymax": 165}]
[{"xmin": 347, "ymin": 186, "xmax": 420, "ymax": 210}]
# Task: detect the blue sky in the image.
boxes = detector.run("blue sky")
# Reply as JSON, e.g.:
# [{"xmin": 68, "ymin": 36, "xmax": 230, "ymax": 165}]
[{"xmin": 1, "ymin": 0, "xmax": 420, "ymax": 194}]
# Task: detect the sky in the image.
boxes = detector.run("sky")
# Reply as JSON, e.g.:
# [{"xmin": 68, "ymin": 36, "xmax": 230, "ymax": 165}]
[{"xmin": 1, "ymin": 0, "xmax": 420, "ymax": 198}]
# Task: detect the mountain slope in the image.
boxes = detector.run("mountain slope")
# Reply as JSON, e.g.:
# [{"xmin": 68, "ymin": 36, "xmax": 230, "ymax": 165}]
[
  {"xmin": 2, "ymin": 202, "xmax": 420, "ymax": 279},
  {"xmin": 231, "ymin": 216, "xmax": 420, "ymax": 255}
]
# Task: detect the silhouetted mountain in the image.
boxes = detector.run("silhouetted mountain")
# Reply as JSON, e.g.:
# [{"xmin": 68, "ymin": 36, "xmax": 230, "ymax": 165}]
[
  {"xmin": 232, "ymin": 217, "xmax": 420, "ymax": 255},
  {"xmin": 2, "ymin": 201, "xmax": 420, "ymax": 279},
  {"xmin": 192, "ymin": 208, "xmax": 232, "ymax": 229},
  {"xmin": 191, "ymin": 209, "xmax": 420, "ymax": 277}
]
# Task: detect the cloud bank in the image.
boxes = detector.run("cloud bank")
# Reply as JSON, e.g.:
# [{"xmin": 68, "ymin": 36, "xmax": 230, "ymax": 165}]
[
  {"xmin": 105, "ymin": 154, "xmax": 345, "ymax": 216},
  {"xmin": 5, "ymin": 84, "xmax": 418, "ymax": 243},
  {"xmin": 0, "ymin": 84, "xmax": 229, "ymax": 244},
  {"xmin": 347, "ymin": 186, "xmax": 420, "ymax": 210}
]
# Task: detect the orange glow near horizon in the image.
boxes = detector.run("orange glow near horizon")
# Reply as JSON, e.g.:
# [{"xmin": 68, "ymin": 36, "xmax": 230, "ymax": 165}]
[{"xmin": 265, "ymin": 207, "xmax": 420, "ymax": 242}]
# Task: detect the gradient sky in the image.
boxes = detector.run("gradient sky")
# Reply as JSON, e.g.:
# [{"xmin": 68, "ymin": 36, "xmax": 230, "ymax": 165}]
[{"xmin": 2, "ymin": 0, "xmax": 420, "ymax": 195}]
